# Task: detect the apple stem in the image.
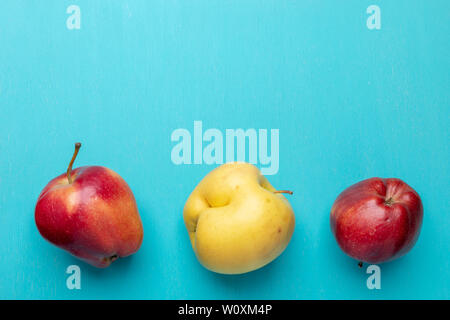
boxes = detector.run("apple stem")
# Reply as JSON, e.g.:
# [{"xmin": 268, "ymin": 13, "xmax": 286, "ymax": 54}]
[
  {"xmin": 67, "ymin": 142, "xmax": 82, "ymax": 184},
  {"xmin": 358, "ymin": 261, "xmax": 363, "ymax": 268},
  {"xmin": 385, "ymin": 197, "xmax": 394, "ymax": 206},
  {"xmin": 274, "ymin": 190, "xmax": 293, "ymax": 195}
]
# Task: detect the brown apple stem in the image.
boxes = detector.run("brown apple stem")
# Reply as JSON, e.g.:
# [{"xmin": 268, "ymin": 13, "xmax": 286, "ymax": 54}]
[
  {"xmin": 274, "ymin": 190, "xmax": 293, "ymax": 195},
  {"xmin": 358, "ymin": 261, "xmax": 363, "ymax": 268},
  {"xmin": 67, "ymin": 142, "xmax": 82, "ymax": 184},
  {"xmin": 385, "ymin": 197, "xmax": 394, "ymax": 206}
]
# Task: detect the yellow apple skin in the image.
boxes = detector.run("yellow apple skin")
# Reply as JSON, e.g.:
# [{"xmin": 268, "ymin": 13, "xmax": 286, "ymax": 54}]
[{"xmin": 183, "ymin": 162, "xmax": 295, "ymax": 274}]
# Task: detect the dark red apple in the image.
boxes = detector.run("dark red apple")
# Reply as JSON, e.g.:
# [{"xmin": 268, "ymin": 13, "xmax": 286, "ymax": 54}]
[
  {"xmin": 330, "ymin": 177, "xmax": 423, "ymax": 264},
  {"xmin": 35, "ymin": 143, "xmax": 144, "ymax": 268}
]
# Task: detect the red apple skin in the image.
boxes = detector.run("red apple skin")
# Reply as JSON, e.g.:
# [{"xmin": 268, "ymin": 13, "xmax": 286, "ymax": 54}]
[
  {"xmin": 330, "ymin": 178, "xmax": 423, "ymax": 264},
  {"xmin": 35, "ymin": 166, "xmax": 144, "ymax": 268}
]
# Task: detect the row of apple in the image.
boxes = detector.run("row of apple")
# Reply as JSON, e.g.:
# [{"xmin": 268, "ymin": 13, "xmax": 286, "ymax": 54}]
[{"xmin": 35, "ymin": 143, "xmax": 423, "ymax": 273}]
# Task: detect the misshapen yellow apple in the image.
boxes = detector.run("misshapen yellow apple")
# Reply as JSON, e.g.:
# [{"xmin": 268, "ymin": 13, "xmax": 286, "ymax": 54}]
[{"xmin": 183, "ymin": 162, "xmax": 295, "ymax": 274}]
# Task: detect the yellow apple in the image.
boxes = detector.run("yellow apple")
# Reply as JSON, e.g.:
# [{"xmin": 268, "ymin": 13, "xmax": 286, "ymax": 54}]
[{"xmin": 183, "ymin": 162, "xmax": 295, "ymax": 274}]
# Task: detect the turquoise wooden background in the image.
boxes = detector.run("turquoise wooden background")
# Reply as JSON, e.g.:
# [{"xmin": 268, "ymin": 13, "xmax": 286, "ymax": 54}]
[{"xmin": 0, "ymin": 1, "xmax": 448, "ymax": 299}]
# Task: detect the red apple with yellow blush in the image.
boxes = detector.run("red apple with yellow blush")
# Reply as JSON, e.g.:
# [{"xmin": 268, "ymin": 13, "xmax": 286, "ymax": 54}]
[
  {"xmin": 330, "ymin": 177, "xmax": 423, "ymax": 265},
  {"xmin": 35, "ymin": 143, "xmax": 144, "ymax": 268}
]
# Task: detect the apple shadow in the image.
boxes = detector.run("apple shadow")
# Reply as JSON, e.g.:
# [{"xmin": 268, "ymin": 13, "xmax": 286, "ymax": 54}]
[
  {"xmin": 201, "ymin": 255, "xmax": 289, "ymax": 298},
  {"xmin": 321, "ymin": 204, "xmax": 420, "ymax": 299},
  {"xmin": 325, "ymin": 212, "xmax": 417, "ymax": 274},
  {"xmin": 69, "ymin": 200, "xmax": 155, "ymax": 285},
  {"xmin": 196, "ymin": 220, "xmax": 305, "ymax": 299}
]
